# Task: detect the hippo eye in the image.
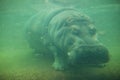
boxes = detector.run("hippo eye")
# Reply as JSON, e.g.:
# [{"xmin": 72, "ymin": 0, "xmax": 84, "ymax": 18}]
[
  {"xmin": 72, "ymin": 29, "xmax": 81, "ymax": 36},
  {"xmin": 89, "ymin": 28, "xmax": 96, "ymax": 35},
  {"xmin": 70, "ymin": 26, "xmax": 81, "ymax": 35}
]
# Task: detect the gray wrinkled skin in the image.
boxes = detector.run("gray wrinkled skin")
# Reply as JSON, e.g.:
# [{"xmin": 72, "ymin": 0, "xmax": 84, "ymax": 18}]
[{"xmin": 25, "ymin": 8, "xmax": 109, "ymax": 70}]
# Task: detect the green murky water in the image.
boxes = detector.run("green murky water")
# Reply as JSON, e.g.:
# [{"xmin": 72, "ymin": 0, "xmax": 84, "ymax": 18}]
[{"xmin": 0, "ymin": 0, "xmax": 120, "ymax": 80}]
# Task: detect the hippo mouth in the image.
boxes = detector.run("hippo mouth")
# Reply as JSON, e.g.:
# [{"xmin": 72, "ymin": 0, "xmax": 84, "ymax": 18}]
[{"xmin": 69, "ymin": 45, "xmax": 109, "ymax": 65}]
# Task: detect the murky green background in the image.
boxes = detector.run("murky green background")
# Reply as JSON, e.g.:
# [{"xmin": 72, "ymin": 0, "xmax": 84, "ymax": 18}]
[{"xmin": 0, "ymin": 0, "xmax": 120, "ymax": 80}]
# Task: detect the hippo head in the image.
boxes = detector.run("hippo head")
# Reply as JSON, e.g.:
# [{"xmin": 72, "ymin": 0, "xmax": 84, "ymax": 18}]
[{"xmin": 65, "ymin": 14, "xmax": 109, "ymax": 66}]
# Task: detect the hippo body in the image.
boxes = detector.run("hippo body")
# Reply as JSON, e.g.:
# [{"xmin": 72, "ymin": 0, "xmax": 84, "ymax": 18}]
[{"xmin": 26, "ymin": 8, "xmax": 109, "ymax": 70}]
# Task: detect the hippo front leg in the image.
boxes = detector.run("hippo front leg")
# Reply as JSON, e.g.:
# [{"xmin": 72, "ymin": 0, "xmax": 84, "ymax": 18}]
[
  {"xmin": 53, "ymin": 52, "xmax": 68, "ymax": 70},
  {"xmin": 50, "ymin": 46, "xmax": 68, "ymax": 70}
]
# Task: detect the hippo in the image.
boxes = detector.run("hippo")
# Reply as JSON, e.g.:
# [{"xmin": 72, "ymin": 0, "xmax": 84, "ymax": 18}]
[{"xmin": 25, "ymin": 8, "xmax": 109, "ymax": 70}]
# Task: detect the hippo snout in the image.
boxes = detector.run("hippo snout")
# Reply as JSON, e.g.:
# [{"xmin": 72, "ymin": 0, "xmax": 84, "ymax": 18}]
[{"xmin": 69, "ymin": 45, "xmax": 109, "ymax": 65}]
